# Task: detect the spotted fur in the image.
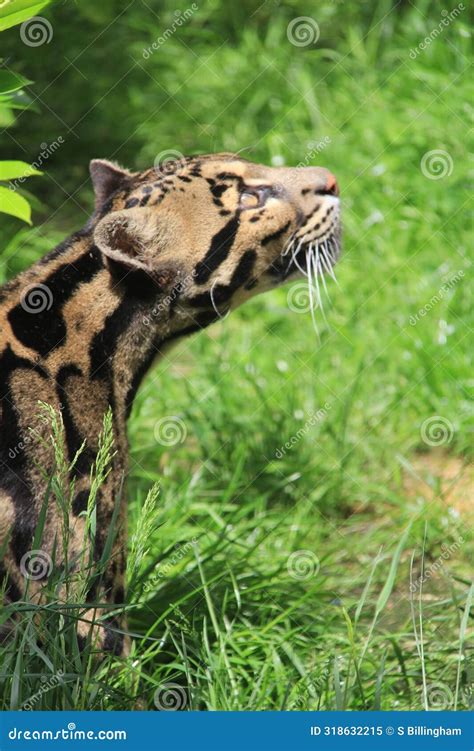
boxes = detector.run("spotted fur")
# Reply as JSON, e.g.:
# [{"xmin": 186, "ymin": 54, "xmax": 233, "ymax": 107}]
[{"xmin": 0, "ymin": 153, "xmax": 340, "ymax": 653}]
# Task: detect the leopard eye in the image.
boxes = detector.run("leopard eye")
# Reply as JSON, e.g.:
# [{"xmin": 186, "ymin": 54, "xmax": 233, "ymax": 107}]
[{"xmin": 240, "ymin": 186, "xmax": 270, "ymax": 210}]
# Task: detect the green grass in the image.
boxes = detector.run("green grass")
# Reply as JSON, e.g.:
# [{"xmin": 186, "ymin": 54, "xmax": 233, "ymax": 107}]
[{"xmin": 0, "ymin": 0, "xmax": 472, "ymax": 711}]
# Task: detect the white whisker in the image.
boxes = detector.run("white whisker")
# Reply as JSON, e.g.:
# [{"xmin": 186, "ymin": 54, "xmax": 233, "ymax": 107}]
[
  {"xmin": 310, "ymin": 244, "xmax": 327, "ymax": 324},
  {"xmin": 306, "ymin": 246, "xmax": 319, "ymax": 336},
  {"xmin": 320, "ymin": 242, "xmax": 339, "ymax": 287},
  {"xmin": 282, "ymin": 235, "xmax": 296, "ymax": 257},
  {"xmin": 316, "ymin": 244, "xmax": 331, "ymax": 303},
  {"xmin": 210, "ymin": 280, "xmax": 228, "ymax": 319},
  {"xmin": 326, "ymin": 243, "xmax": 341, "ymax": 288},
  {"xmin": 292, "ymin": 240, "xmax": 307, "ymax": 276},
  {"xmin": 326, "ymin": 237, "xmax": 338, "ymax": 264}
]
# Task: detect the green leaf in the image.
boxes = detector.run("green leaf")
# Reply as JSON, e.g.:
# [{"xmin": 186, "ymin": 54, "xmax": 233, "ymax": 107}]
[
  {"xmin": 333, "ymin": 657, "xmax": 344, "ymax": 710},
  {"xmin": 0, "ymin": 185, "xmax": 32, "ymax": 223},
  {"xmin": 0, "ymin": 160, "xmax": 42, "ymax": 180},
  {"xmin": 0, "ymin": 89, "xmax": 34, "ymax": 105},
  {"xmin": 0, "ymin": 106, "xmax": 16, "ymax": 127},
  {"xmin": 0, "ymin": 70, "xmax": 31, "ymax": 95},
  {"xmin": 455, "ymin": 582, "xmax": 473, "ymax": 709},
  {"xmin": 0, "ymin": 1, "xmax": 52, "ymax": 31},
  {"xmin": 375, "ymin": 521, "xmax": 413, "ymax": 616}
]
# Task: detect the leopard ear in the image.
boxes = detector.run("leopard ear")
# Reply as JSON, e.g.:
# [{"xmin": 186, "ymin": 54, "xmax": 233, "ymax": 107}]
[
  {"xmin": 94, "ymin": 207, "xmax": 181, "ymax": 278},
  {"xmin": 90, "ymin": 159, "xmax": 132, "ymax": 211},
  {"xmin": 93, "ymin": 208, "xmax": 154, "ymax": 272}
]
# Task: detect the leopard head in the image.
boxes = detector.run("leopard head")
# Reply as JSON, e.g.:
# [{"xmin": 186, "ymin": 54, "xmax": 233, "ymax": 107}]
[{"xmin": 91, "ymin": 153, "xmax": 341, "ymax": 327}]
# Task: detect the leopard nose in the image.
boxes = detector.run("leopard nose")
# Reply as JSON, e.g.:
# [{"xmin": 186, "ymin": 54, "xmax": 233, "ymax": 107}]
[
  {"xmin": 324, "ymin": 170, "xmax": 339, "ymax": 196},
  {"xmin": 301, "ymin": 167, "xmax": 340, "ymax": 197}
]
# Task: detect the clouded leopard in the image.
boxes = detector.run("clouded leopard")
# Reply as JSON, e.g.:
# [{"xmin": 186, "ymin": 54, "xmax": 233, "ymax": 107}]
[{"xmin": 0, "ymin": 153, "xmax": 340, "ymax": 654}]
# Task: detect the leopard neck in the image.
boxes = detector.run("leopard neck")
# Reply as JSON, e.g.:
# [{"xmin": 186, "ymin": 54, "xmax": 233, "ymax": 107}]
[{"xmin": 0, "ymin": 228, "xmax": 176, "ymax": 480}]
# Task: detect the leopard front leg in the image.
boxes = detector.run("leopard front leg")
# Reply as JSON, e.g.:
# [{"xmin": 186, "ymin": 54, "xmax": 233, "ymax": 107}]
[
  {"xmin": 77, "ymin": 563, "xmax": 129, "ymax": 657},
  {"xmin": 74, "ymin": 483, "xmax": 130, "ymax": 657}
]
